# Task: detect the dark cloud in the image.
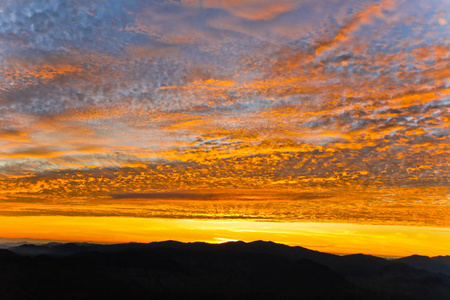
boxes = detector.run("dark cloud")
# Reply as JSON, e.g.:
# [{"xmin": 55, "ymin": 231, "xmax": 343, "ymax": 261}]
[{"xmin": 111, "ymin": 191, "xmax": 219, "ymax": 200}]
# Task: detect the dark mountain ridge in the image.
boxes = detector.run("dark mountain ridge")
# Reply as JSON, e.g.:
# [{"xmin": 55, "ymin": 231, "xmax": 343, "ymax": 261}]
[{"xmin": 0, "ymin": 241, "xmax": 449, "ymax": 300}]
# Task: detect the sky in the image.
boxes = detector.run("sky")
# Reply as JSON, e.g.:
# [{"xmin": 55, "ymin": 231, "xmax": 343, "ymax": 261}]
[{"xmin": 0, "ymin": 0, "xmax": 449, "ymax": 257}]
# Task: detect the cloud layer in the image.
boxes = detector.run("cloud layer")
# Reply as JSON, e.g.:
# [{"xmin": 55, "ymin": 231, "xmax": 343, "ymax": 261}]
[{"xmin": 0, "ymin": 0, "xmax": 449, "ymax": 225}]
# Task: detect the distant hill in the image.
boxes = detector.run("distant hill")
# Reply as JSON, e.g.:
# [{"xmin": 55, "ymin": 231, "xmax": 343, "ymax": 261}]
[
  {"xmin": 0, "ymin": 241, "xmax": 449, "ymax": 300},
  {"xmin": 395, "ymin": 255, "xmax": 450, "ymax": 276}
]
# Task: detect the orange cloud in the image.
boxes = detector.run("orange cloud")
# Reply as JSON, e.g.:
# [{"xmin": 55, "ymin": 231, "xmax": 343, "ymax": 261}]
[
  {"xmin": 315, "ymin": 0, "xmax": 396, "ymax": 55},
  {"xmin": 185, "ymin": 0, "xmax": 299, "ymax": 20}
]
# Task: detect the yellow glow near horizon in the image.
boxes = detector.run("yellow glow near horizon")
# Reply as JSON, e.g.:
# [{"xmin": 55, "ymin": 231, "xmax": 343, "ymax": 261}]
[
  {"xmin": 0, "ymin": 0, "xmax": 449, "ymax": 259},
  {"xmin": 1, "ymin": 216, "xmax": 449, "ymax": 258}
]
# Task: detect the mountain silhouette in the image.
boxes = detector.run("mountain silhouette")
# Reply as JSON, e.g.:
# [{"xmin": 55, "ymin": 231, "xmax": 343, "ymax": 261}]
[
  {"xmin": 0, "ymin": 241, "xmax": 448, "ymax": 299},
  {"xmin": 395, "ymin": 255, "xmax": 450, "ymax": 276}
]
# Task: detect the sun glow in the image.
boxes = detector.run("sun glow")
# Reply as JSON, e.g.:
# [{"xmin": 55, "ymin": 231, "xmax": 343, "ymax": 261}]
[{"xmin": 1, "ymin": 216, "xmax": 449, "ymax": 257}]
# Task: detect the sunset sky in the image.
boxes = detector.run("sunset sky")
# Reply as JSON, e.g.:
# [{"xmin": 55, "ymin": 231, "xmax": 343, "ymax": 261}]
[{"xmin": 0, "ymin": 0, "xmax": 449, "ymax": 257}]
